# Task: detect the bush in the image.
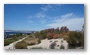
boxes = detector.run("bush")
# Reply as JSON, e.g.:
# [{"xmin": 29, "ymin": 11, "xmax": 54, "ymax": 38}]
[
  {"xmin": 11, "ymin": 36, "xmax": 18, "ymax": 41},
  {"xmin": 28, "ymin": 42, "xmax": 36, "ymax": 46},
  {"xmin": 4, "ymin": 35, "xmax": 26, "ymax": 46},
  {"xmin": 4, "ymin": 39, "xmax": 15, "ymax": 46},
  {"xmin": 37, "ymin": 39, "xmax": 41, "ymax": 43},
  {"xmin": 47, "ymin": 33, "xmax": 55, "ymax": 39},
  {"xmin": 67, "ymin": 31, "xmax": 84, "ymax": 48},
  {"xmin": 15, "ymin": 41, "xmax": 27, "ymax": 49},
  {"xmin": 60, "ymin": 45, "xmax": 64, "ymax": 49},
  {"xmin": 29, "ymin": 35, "xmax": 34, "ymax": 38},
  {"xmin": 34, "ymin": 31, "xmax": 47, "ymax": 40}
]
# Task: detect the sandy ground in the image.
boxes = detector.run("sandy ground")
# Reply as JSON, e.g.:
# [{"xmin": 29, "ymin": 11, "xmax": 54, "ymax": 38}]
[
  {"xmin": 4, "ymin": 37, "xmax": 68, "ymax": 49},
  {"xmin": 27, "ymin": 38, "xmax": 68, "ymax": 49}
]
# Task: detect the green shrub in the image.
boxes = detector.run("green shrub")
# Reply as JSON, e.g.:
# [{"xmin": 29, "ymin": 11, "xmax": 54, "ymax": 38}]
[
  {"xmin": 28, "ymin": 42, "xmax": 36, "ymax": 46},
  {"xmin": 60, "ymin": 45, "xmax": 64, "ymax": 49},
  {"xmin": 15, "ymin": 41, "xmax": 27, "ymax": 49},
  {"xmin": 67, "ymin": 31, "xmax": 84, "ymax": 48},
  {"xmin": 4, "ymin": 35, "xmax": 26, "ymax": 46},
  {"xmin": 37, "ymin": 39, "xmax": 41, "ymax": 43},
  {"xmin": 11, "ymin": 36, "xmax": 18, "ymax": 41},
  {"xmin": 4, "ymin": 39, "xmax": 15, "ymax": 46}
]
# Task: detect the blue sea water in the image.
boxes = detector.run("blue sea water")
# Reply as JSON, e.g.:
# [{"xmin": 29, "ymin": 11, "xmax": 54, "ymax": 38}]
[
  {"xmin": 4, "ymin": 32, "xmax": 30, "ymax": 35},
  {"xmin": 5, "ymin": 32, "xmax": 19, "ymax": 35},
  {"xmin": 4, "ymin": 32, "xmax": 30, "ymax": 38}
]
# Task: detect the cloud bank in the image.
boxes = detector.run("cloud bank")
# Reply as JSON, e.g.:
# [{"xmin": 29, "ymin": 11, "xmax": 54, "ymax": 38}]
[
  {"xmin": 27, "ymin": 5, "xmax": 84, "ymax": 31},
  {"xmin": 47, "ymin": 13, "xmax": 84, "ymax": 31}
]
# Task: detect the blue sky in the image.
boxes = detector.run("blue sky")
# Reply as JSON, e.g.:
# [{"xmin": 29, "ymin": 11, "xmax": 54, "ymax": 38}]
[{"xmin": 4, "ymin": 4, "xmax": 84, "ymax": 31}]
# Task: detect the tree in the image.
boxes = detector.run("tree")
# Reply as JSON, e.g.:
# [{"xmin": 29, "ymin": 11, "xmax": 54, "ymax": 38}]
[
  {"xmin": 60, "ymin": 26, "xmax": 69, "ymax": 33},
  {"xmin": 16, "ymin": 33, "xmax": 23, "ymax": 36},
  {"xmin": 34, "ymin": 32, "xmax": 40, "ymax": 38},
  {"xmin": 27, "ymin": 33, "xmax": 31, "ymax": 35},
  {"xmin": 56, "ymin": 27, "xmax": 59, "ymax": 32}
]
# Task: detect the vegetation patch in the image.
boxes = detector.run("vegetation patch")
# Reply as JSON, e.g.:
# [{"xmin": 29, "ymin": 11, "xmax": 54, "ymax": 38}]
[
  {"xmin": 15, "ymin": 41, "xmax": 27, "ymax": 49},
  {"xmin": 4, "ymin": 34, "xmax": 26, "ymax": 46}
]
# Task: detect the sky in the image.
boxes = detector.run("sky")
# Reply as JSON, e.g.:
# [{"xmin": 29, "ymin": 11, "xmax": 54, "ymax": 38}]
[{"xmin": 4, "ymin": 4, "xmax": 84, "ymax": 31}]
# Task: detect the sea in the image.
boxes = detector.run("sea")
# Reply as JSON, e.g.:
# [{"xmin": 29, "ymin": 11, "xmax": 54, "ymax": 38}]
[
  {"xmin": 4, "ymin": 31, "xmax": 32, "ymax": 38},
  {"xmin": 4, "ymin": 31, "xmax": 31, "ymax": 35}
]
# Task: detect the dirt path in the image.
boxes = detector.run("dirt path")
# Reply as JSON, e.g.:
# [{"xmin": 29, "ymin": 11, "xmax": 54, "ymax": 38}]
[{"xmin": 4, "ymin": 37, "xmax": 28, "ymax": 49}]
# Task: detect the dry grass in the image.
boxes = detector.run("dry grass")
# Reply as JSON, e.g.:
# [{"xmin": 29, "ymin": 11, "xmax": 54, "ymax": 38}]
[{"xmin": 23, "ymin": 37, "xmax": 38, "ymax": 46}]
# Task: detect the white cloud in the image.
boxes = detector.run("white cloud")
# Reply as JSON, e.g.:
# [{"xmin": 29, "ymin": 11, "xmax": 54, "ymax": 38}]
[
  {"xmin": 61, "ymin": 13, "xmax": 73, "ymax": 18},
  {"xmin": 47, "ymin": 13, "xmax": 84, "ymax": 31},
  {"xmin": 41, "ymin": 4, "xmax": 52, "ymax": 11},
  {"xmin": 41, "ymin": 4, "xmax": 62, "ymax": 11},
  {"xmin": 27, "ymin": 4, "xmax": 63, "ymax": 24},
  {"xmin": 35, "ymin": 13, "xmax": 46, "ymax": 19},
  {"xmin": 27, "ymin": 13, "xmax": 46, "ymax": 24}
]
